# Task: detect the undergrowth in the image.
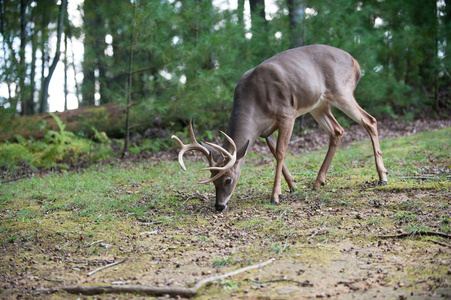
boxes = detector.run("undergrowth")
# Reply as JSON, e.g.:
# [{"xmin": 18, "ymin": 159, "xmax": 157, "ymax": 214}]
[{"xmin": 0, "ymin": 113, "xmax": 173, "ymax": 173}]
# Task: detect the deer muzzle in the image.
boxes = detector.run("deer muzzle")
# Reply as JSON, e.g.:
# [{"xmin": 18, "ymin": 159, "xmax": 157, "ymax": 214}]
[{"xmin": 215, "ymin": 203, "xmax": 227, "ymax": 211}]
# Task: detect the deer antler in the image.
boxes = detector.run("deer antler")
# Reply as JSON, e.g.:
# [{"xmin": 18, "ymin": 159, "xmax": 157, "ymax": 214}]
[
  {"xmin": 171, "ymin": 120, "xmax": 237, "ymax": 184},
  {"xmin": 171, "ymin": 120, "xmax": 213, "ymax": 171},
  {"xmin": 199, "ymin": 131, "xmax": 236, "ymax": 184}
]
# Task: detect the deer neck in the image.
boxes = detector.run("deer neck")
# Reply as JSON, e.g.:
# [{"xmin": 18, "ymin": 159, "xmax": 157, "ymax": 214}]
[{"xmin": 223, "ymin": 106, "xmax": 260, "ymax": 156}]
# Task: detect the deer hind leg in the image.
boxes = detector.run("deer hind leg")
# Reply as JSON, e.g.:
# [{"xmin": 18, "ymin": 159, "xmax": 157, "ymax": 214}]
[
  {"xmin": 334, "ymin": 96, "xmax": 388, "ymax": 185},
  {"xmin": 271, "ymin": 118, "xmax": 296, "ymax": 204},
  {"xmin": 310, "ymin": 104, "xmax": 344, "ymax": 190},
  {"xmin": 266, "ymin": 134, "xmax": 297, "ymax": 192}
]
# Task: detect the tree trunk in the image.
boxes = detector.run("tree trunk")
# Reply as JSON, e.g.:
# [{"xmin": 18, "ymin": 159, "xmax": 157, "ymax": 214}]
[
  {"xmin": 237, "ymin": 0, "xmax": 245, "ymax": 29},
  {"xmin": 39, "ymin": 0, "xmax": 66, "ymax": 113},
  {"xmin": 122, "ymin": 1, "xmax": 137, "ymax": 158},
  {"xmin": 249, "ymin": 0, "xmax": 265, "ymax": 23},
  {"xmin": 20, "ymin": 0, "xmax": 27, "ymax": 116},
  {"xmin": 29, "ymin": 21, "xmax": 37, "ymax": 115},
  {"xmin": 288, "ymin": 0, "xmax": 305, "ymax": 48},
  {"xmin": 81, "ymin": 1, "xmax": 99, "ymax": 107},
  {"xmin": 70, "ymin": 38, "xmax": 81, "ymax": 106},
  {"xmin": 64, "ymin": 32, "xmax": 68, "ymax": 111}
]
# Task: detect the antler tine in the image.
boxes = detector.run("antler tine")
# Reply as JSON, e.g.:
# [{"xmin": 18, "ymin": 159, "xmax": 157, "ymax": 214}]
[
  {"xmin": 171, "ymin": 120, "xmax": 212, "ymax": 171},
  {"xmin": 199, "ymin": 131, "xmax": 237, "ymax": 184}
]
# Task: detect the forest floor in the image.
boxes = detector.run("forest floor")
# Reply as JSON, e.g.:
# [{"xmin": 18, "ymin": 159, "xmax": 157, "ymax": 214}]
[{"xmin": 0, "ymin": 117, "xmax": 450, "ymax": 299}]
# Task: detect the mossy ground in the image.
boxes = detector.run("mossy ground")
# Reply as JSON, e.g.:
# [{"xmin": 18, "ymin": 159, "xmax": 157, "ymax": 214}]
[{"xmin": 0, "ymin": 128, "xmax": 450, "ymax": 299}]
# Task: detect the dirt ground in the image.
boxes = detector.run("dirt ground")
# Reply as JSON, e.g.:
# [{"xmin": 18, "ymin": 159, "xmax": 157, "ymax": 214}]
[
  {"xmin": 1, "ymin": 188, "xmax": 450, "ymax": 299},
  {"xmin": 1, "ymin": 116, "xmax": 450, "ymax": 299}
]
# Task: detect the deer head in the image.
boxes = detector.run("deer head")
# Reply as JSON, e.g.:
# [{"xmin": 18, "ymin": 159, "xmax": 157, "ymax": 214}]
[{"xmin": 172, "ymin": 120, "xmax": 248, "ymax": 211}]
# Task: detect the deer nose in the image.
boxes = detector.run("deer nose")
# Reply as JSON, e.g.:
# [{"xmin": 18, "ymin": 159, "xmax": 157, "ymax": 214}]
[{"xmin": 215, "ymin": 204, "xmax": 226, "ymax": 212}]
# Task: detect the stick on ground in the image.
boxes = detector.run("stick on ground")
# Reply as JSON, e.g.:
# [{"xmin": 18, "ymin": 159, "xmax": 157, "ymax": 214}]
[
  {"xmin": 36, "ymin": 258, "xmax": 276, "ymax": 298},
  {"xmin": 87, "ymin": 259, "xmax": 126, "ymax": 277},
  {"xmin": 377, "ymin": 231, "xmax": 451, "ymax": 239}
]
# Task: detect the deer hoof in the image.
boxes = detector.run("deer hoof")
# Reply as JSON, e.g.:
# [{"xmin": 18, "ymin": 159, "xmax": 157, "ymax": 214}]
[
  {"xmin": 270, "ymin": 195, "xmax": 281, "ymax": 205},
  {"xmin": 378, "ymin": 180, "xmax": 387, "ymax": 186}
]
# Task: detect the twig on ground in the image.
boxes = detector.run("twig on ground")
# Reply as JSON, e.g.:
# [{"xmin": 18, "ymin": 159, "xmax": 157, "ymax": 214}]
[
  {"xmin": 378, "ymin": 231, "xmax": 451, "ymax": 239},
  {"xmin": 36, "ymin": 258, "xmax": 276, "ymax": 298},
  {"xmin": 208, "ymin": 226, "xmax": 220, "ymax": 236},
  {"xmin": 426, "ymin": 239, "xmax": 451, "ymax": 247},
  {"xmin": 87, "ymin": 259, "xmax": 126, "ymax": 277},
  {"xmin": 89, "ymin": 240, "xmax": 104, "ymax": 246},
  {"xmin": 40, "ymin": 276, "xmax": 63, "ymax": 283},
  {"xmin": 192, "ymin": 258, "xmax": 276, "ymax": 291},
  {"xmin": 175, "ymin": 190, "xmax": 211, "ymax": 204},
  {"xmin": 140, "ymin": 230, "xmax": 158, "ymax": 235},
  {"xmin": 307, "ymin": 227, "xmax": 327, "ymax": 240},
  {"xmin": 398, "ymin": 175, "xmax": 437, "ymax": 180},
  {"xmin": 248, "ymin": 278, "xmax": 313, "ymax": 287},
  {"xmin": 197, "ymin": 205, "xmax": 213, "ymax": 212}
]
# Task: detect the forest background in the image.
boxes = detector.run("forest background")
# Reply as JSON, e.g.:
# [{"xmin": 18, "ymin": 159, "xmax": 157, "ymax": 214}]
[{"xmin": 1, "ymin": 0, "xmax": 450, "ymax": 171}]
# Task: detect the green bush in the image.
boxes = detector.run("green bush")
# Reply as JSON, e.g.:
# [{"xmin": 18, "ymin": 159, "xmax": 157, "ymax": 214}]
[
  {"xmin": 0, "ymin": 113, "xmax": 116, "ymax": 171},
  {"xmin": 0, "ymin": 143, "xmax": 34, "ymax": 170}
]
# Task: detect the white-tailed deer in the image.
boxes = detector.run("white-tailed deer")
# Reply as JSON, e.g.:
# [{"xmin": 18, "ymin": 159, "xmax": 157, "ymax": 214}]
[{"xmin": 172, "ymin": 44, "xmax": 388, "ymax": 211}]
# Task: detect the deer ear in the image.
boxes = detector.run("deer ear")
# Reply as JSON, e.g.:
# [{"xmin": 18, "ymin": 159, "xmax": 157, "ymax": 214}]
[
  {"xmin": 237, "ymin": 140, "xmax": 249, "ymax": 160},
  {"xmin": 201, "ymin": 141, "xmax": 223, "ymax": 163}
]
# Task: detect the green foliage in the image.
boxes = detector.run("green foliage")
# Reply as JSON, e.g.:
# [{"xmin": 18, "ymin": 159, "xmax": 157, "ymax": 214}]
[
  {"xmin": 0, "ymin": 113, "xmax": 115, "ymax": 171},
  {"xmin": 0, "ymin": 143, "xmax": 34, "ymax": 170},
  {"xmin": 1, "ymin": 0, "xmax": 451, "ymax": 134}
]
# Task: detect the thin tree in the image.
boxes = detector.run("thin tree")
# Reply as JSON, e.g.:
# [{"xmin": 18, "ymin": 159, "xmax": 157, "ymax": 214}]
[
  {"xmin": 39, "ymin": 0, "xmax": 67, "ymax": 113},
  {"xmin": 19, "ymin": 0, "xmax": 28, "ymax": 116},
  {"xmin": 122, "ymin": 0, "xmax": 138, "ymax": 158},
  {"xmin": 288, "ymin": 0, "xmax": 305, "ymax": 48},
  {"xmin": 288, "ymin": 0, "xmax": 305, "ymax": 129}
]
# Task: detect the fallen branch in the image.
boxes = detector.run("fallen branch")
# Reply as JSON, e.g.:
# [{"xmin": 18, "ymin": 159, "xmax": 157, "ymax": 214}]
[
  {"xmin": 36, "ymin": 258, "xmax": 276, "ymax": 298},
  {"xmin": 378, "ymin": 231, "xmax": 451, "ymax": 239},
  {"xmin": 248, "ymin": 278, "xmax": 313, "ymax": 287},
  {"xmin": 87, "ymin": 259, "xmax": 126, "ymax": 276},
  {"xmin": 426, "ymin": 239, "xmax": 451, "ymax": 248}
]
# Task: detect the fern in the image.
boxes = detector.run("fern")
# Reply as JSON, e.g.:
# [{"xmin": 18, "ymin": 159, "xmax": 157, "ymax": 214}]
[{"xmin": 1, "ymin": 113, "xmax": 116, "ymax": 171}]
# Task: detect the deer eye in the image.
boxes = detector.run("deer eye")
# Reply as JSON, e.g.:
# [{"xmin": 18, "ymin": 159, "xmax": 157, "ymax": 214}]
[{"xmin": 225, "ymin": 178, "xmax": 232, "ymax": 185}]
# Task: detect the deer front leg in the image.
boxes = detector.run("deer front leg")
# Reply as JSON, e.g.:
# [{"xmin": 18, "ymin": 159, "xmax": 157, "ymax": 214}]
[
  {"xmin": 266, "ymin": 135, "xmax": 297, "ymax": 192},
  {"xmin": 271, "ymin": 120, "xmax": 295, "ymax": 204}
]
